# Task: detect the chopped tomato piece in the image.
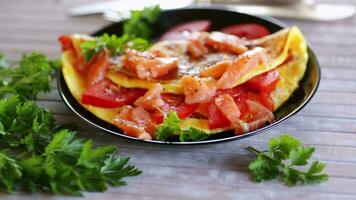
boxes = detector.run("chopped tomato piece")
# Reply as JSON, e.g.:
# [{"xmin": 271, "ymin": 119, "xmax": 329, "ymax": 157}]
[
  {"xmin": 205, "ymin": 31, "xmax": 247, "ymax": 55},
  {"xmin": 58, "ymin": 35, "xmax": 75, "ymax": 52},
  {"xmin": 208, "ymin": 101, "xmax": 231, "ymax": 129},
  {"xmin": 220, "ymin": 23, "xmax": 270, "ymax": 39},
  {"xmin": 161, "ymin": 94, "xmax": 185, "ymax": 106},
  {"xmin": 175, "ymin": 103, "xmax": 198, "ymax": 119},
  {"xmin": 82, "ymin": 79, "xmax": 146, "ymax": 108},
  {"xmin": 195, "ymin": 102, "xmax": 209, "ymax": 118},
  {"xmin": 154, "ymin": 94, "xmax": 198, "ymax": 124},
  {"xmin": 247, "ymin": 69, "xmax": 279, "ymax": 93},
  {"xmin": 159, "ymin": 20, "xmax": 211, "ymax": 41},
  {"xmin": 258, "ymin": 92, "xmax": 274, "ymax": 111},
  {"xmin": 86, "ymin": 50, "xmax": 110, "ymax": 86}
]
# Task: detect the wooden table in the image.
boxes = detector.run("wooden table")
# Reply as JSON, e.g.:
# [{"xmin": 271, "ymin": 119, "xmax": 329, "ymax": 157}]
[{"xmin": 1, "ymin": 0, "xmax": 356, "ymax": 199}]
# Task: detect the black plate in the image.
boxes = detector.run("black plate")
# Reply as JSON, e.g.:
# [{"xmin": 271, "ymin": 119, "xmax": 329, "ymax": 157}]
[{"xmin": 57, "ymin": 8, "xmax": 320, "ymax": 145}]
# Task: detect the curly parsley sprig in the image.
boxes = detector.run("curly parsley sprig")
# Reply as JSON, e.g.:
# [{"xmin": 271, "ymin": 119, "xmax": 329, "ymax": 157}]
[
  {"xmin": 81, "ymin": 5, "xmax": 160, "ymax": 61},
  {"xmin": 0, "ymin": 53, "xmax": 141, "ymax": 195},
  {"xmin": 247, "ymin": 135, "xmax": 328, "ymax": 186},
  {"xmin": 0, "ymin": 52, "xmax": 58, "ymax": 100},
  {"xmin": 156, "ymin": 111, "xmax": 210, "ymax": 142}
]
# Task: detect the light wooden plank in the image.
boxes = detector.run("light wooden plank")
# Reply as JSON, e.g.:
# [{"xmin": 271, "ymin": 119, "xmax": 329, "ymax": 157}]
[{"xmin": 1, "ymin": 0, "xmax": 356, "ymax": 199}]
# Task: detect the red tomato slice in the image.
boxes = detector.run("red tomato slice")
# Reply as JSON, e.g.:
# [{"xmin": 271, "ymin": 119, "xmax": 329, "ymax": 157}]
[
  {"xmin": 220, "ymin": 23, "xmax": 270, "ymax": 40},
  {"xmin": 58, "ymin": 35, "xmax": 75, "ymax": 52},
  {"xmin": 82, "ymin": 79, "xmax": 146, "ymax": 108},
  {"xmin": 247, "ymin": 69, "xmax": 279, "ymax": 93},
  {"xmin": 159, "ymin": 20, "xmax": 211, "ymax": 41},
  {"xmin": 175, "ymin": 103, "xmax": 198, "ymax": 119},
  {"xmin": 258, "ymin": 92, "xmax": 274, "ymax": 111},
  {"xmin": 208, "ymin": 101, "xmax": 231, "ymax": 129},
  {"xmin": 86, "ymin": 51, "xmax": 110, "ymax": 87},
  {"xmin": 154, "ymin": 94, "xmax": 198, "ymax": 124}
]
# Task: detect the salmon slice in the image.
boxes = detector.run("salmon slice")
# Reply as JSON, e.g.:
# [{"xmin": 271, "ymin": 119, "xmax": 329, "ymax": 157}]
[
  {"xmin": 217, "ymin": 47, "xmax": 266, "ymax": 89},
  {"xmin": 114, "ymin": 106, "xmax": 152, "ymax": 140},
  {"xmin": 215, "ymin": 93, "xmax": 241, "ymax": 122},
  {"xmin": 123, "ymin": 50, "xmax": 178, "ymax": 80},
  {"xmin": 185, "ymin": 31, "xmax": 209, "ymax": 59},
  {"xmin": 234, "ymin": 99, "xmax": 274, "ymax": 134},
  {"xmin": 200, "ymin": 60, "xmax": 232, "ymax": 79},
  {"xmin": 134, "ymin": 83, "xmax": 165, "ymax": 110},
  {"xmin": 205, "ymin": 31, "xmax": 247, "ymax": 55},
  {"xmin": 181, "ymin": 76, "xmax": 216, "ymax": 104},
  {"xmin": 130, "ymin": 107, "xmax": 156, "ymax": 138},
  {"xmin": 214, "ymin": 93, "xmax": 249, "ymax": 134}
]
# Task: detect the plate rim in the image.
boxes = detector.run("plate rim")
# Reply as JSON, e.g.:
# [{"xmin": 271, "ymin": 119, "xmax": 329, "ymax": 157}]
[{"xmin": 57, "ymin": 7, "xmax": 321, "ymax": 145}]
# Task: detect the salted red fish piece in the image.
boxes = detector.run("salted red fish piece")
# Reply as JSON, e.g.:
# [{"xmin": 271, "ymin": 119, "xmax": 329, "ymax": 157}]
[
  {"xmin": 205, "ymin": 31, "xmax": 247, "ymax": 55},
  {"xmin": 184, "ymin": 31, "xmax": 209, "ymax": 59},
  {"xmin": 200, "ymin": 60, "xmax": 232, "ymax": 79},
  {"xmin": 114, "ymin": 106, "xmax": 152, "ymax": 140},
  {"xmin": 215, "ymin": 93, "xmax": 241, "ymax": 122},
  {"xmin": 234, "ymin": 99, "xmax": 274, "ymax": 135},
  {"xmin": 123, "ymin": 50, "xmax": 178, "ymax": 80},
  {"xmin": 214, "ymin": 93, "xmax": 248, "ymax": 134},
  {"xmin": 181, "ymin": 76, "xmax": 216, "ymax": 104},
  {"xmin": 130, "ymin": 106, "xmax": 156, "ymax": 138},
  {"xmin": 134, "ymin": 83, "xmax": 165, "ymax": 110},
  {"xmin": 217, "ymin": 47, "xmax": 266, "ymax": 89}
]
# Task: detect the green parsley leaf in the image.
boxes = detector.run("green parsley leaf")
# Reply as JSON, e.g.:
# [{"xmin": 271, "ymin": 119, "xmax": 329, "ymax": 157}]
[
  {"xmin": 156, "ymin": 111, "xmax": 180, "ymax": 141},
  {"xmin": 156, "ymin": 111, "xmax": 210, "ymax": 142},
  {"xmin": 248, "ymin": 153, "xmax": 279, "ymax": 182},
  {"xmin": 0, "ymin": 53, "xmax": 141, "ymax": 195},
  {"xmin": 0, "ymin": 150, "xmax": 22, "ymax": 192},
  {"xmin": 247, "ymin": 134, "xmax": 328, "ymax": 186},
  {"xmin": 0, "ymin": 52, "xmax": 58, "ymax": 100},
  {"xmin": 123, "ymin": 5, "xmax": 160, "ymax": 39},
  {"xmin": 80, "ymin": 5, "xmax": 160, "ymax": 61},
  {"xmin": 289, "ymin": 146, "xmax": 314, "ymax": 166},
  {"xmin": 0, "ymin": 53, "xmax": 9, "ymax": 68},
  {"xmin": 179, "ymin": 127, "xmax": 210, "ymax": 142}
]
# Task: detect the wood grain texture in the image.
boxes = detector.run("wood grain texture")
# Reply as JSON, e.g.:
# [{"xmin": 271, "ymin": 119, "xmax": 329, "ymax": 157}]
[{"xmin": 1, "ymin": 0, "xmax": 356, "ymax": 199}]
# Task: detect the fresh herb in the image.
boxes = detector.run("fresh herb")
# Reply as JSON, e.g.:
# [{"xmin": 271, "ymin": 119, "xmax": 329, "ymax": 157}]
[
  {"xmin": 0, "ymin": 53, "xmax": 141, "ymax": 195},
  {"xmin": 180, "ymin": 127, "xmax": 210, "ymax": 142},
  {"xmin": 81, "ymin": 5, "xmax": 160, "ymax": 61},
  {"xmin": 156, "ymin": 111, "xmax": 210, "ymax": 142},
  {"xmin": 0, "ymin": 53, "xmax": 9, "ymax": 68},
  {"xmin": 123, "ymin": 5, "xmax": 161, "ymax": 39},
  {"xmin": 156, "ymin": 111, "xmax": 181, "ymax": 141},
  {"xmin": 0, "ymin": 52, "xmax": 58, "ymax": 100},
  {"xmin": 247, "ymin": 134, "xmax": 328, "ymax": 186}
]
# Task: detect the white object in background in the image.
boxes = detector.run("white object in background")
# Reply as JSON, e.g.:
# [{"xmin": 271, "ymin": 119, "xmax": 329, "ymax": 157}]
[
  {"xmin": 68, "ymin": 0, "xmax": 192, "ymax": 16},
  {"xmin": 69, "ymin": 0, "xmax": 355, "ymax": 21}
]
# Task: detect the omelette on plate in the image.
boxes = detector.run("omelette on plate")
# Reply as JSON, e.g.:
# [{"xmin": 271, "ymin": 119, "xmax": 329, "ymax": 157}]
[{"xmin": 59, "ymin": 21, "xmax": 308, "ymax": 141}]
